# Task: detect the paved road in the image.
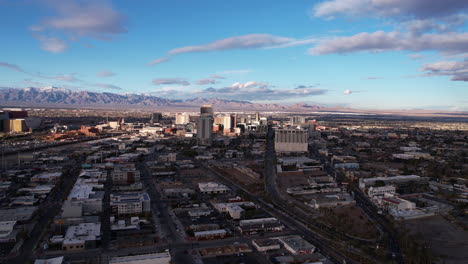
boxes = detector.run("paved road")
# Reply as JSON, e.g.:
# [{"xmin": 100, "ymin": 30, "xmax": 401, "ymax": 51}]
[
  {"xmin": 138, "ymin": 158, "xmax": 192, "ymax": 264},
  {"xmin": 6, "ymin": 159, "xmax": 83, "ymax": 264},
  {"xmin": 101, "ymin": 169, "xmax": 112, "ymax": 249}
]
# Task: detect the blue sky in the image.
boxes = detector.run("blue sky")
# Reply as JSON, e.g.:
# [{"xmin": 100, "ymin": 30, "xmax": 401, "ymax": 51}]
[{"xmin": 0, "ymin": 0, "xmax": 467, "ymax": 110}]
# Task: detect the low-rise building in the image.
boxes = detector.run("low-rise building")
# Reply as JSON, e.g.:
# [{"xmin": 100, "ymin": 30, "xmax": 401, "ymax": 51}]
[
  {"xmin": 34, "ymin": 256, "xmax": 64, "ymax": 264},
  {"xmin": 278, "ymin": 235, "xmax": 316, "ymax": 254},
  {"xmin": 252, "ymin": 238, "xmax": 281, "ymax": 252},
  {"xmin": 112, "ymin": 168, "xmax": 141, "ymax": 185},
  {"xmin": 194, "ymin": 229, "xmax": 227, "ymax": 240},
  {"xmin": 31, "ymin": 172, "xmax": 62, "ymax": 183},
  {"xmin": 109, "ymin": 252, "xmax": 171, "ymax": 264},
  {"xmin": 110, "ymin": 192, "xmax": 151, "ymax": 215},
  {"xmin": 62, "ymin": 222, "xmax": 101, "ymax": 251},
  {"xmin": 368, "ymin": 185, "xmax": 396, "ymax": 197},
  {"xmin": 213, "ymin": 201, "xmax": 255, "ymax": 219},
  {"xmin": 359, "ymin": 175, "xmax": 427, "ymax": 189},
  {"xmin": 307, "ymin": 193, "xmax": 355, "ymax": 209},
  {"xmin": 198, "ymin": 182, "xmax": 230, "ymax": 194},
  {"xmin": 378, "ymin": 193, "xmax": 416, "ymax": 211}
]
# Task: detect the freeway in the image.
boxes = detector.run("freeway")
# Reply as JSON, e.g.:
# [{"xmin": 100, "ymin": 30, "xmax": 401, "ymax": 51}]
[
  {"xmin": 320, "ymin": 152, "xmax": 404, "ymax": 264},
  {"xmin": 201, "ymin": 162, "xmax": 359, "ymax": 264}
]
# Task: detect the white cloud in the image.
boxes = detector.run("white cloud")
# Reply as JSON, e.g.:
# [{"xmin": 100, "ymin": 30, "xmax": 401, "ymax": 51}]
[
  {"xmin": 193, "ymin": 83, "xmax": 327, "ymax": 101},
  {"xmin": 97, "ymin": 71, "xmax": 115, "ymax": 77},
  {"xmin": 148, "ymin": 57, "xmax": 170, "ymax": 66},
  {"xmin": 408, "ymin": 54, "xmax": 424, "ymax": 60},
  {"xmin": 310, "ymin": 31, "xmax": 468, "ymax": 56},
  {"xmin": 343, "ymin": 89, "xmax": 352, "ymax": 95},
  {"xmin": 94, "ymin": 83, "xmax": 122, "ymax": 90},
  {"xmin": 0, "ymin": 62, "xmax": 26, "ymax": 73},
  {"xmin": 313, "ymin": 0, "xmax": 468, "ymax": 20},
  {"xmin": 52, "ymin": 74, "xmax": 79, "ymax": 82},
  {"xmin": 420, "ymin": 60, "xmax": 468, "ymax": 81},
  {"xmin": 168, "ymin": 34, "xmax": 293, "ymax": 55},
  {"xmin": 35, "ymin": 35, "xmax": 68, "ymax": 53},
  {"xmin": 153, "ymin": 78, "xmax": 190, "ymax": 86},
  {"xmin": 230, "ymin": 81, "xmax": 268, "ymax": 89},
  {"xmin": 31, "ymin": 0, "xmax": 126, "ymax": 53},
  {"xmin": 196, "ymin": 79, "xmax": 217, "ymax": 85},
  {"xmin": 39, "ymin": 0, "xmax": 126, "ymax": 38}
]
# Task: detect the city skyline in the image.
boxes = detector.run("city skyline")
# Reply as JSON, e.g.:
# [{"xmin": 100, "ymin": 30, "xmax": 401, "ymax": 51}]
[{"xmin": 0, "ymin": 0, "xmax": 467, "ymax": 111}]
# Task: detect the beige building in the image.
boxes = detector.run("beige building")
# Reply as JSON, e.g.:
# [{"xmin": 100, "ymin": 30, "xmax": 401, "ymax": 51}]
[
  {"xmin": 3, "ymin": 119, "xmax": 27, "ymax": 132},
  {"xmin": 274, "ymin": 128, "xmax": 308, "ymax": 153}
]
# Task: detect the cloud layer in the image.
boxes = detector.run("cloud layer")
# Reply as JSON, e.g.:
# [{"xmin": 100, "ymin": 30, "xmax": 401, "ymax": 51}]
[
  {"xmin": 420, "ymin": 60, "xmax": 468, "ymax": 81},
  {"xmin": 168, "ymin": 34, "xmax": 293, "ymax": 55},
  {"xmin": 97, "ymin": 71, "xmax": 115, "ymax": 77},
  {"xmin": 193, "ymin": 82, "xmax": 327, "ymax": 101},
  {"xmin": 32, "ymin": 0, "xmax": 126, "ymax": 52},
  {"xmin": 313, "ymin": 0, "xmax": 468, "ymax": 19},
  {"xmin": 152, "ymin": 78, "xmax": 190, "ymax": 86},
  {"xmin": 94, "ymin": 83, "xmax": 122, "ymax": 90},
  {"xmin": 310, "ymin": 31, "xmax": 468, "ymax": 55},
  {"xmin": 148, "ymin": 57, "xmax": 170, "ymax": 66}
]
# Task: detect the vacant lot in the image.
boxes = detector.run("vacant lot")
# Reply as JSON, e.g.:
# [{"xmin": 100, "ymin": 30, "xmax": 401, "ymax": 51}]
[{"xmin": 404, "ymin": 215, "xmax": 468, "ymax": 264}]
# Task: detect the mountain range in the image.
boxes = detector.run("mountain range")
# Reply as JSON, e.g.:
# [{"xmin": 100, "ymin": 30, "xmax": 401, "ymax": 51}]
[
  {"xmin": 0, "ymin": 87, "xmax": 321, "ymax": 111},
  {"xmin": 1, "ymin": 87, "xmax": 466, "ymax": 118}
]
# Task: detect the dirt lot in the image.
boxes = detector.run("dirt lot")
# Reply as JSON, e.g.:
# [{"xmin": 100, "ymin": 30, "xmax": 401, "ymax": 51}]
[
  {"xmin": 277, "ymin": 173, "xmax": 309, "ymax": 192},
  {"xmin": 403, "ymin": 215, "xmax": 468, "ymax": 264},
  {"xmin": 318, "ymin": 206, "xmax": 380, "ymax": 240}
]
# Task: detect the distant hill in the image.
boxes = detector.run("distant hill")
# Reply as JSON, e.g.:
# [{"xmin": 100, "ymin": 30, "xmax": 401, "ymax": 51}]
[
  {"xmin": 0, "ymin": 87, "xmax": 322, "ymax": 111},
  {"xmin": 1, "ymin": 87, "xmax": 466, "ymax": 118}
]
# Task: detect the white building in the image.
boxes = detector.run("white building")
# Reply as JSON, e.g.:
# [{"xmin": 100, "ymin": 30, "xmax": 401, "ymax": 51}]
[
  {"xmin": 34, "ymin": 257, "xmax": 64, "ymax": 264},
  {"xmin": 213, "ymin": 202, "xmax": 255, "ymax": 219},
  {"xmin": 67, "ymin": 177, "xmax": 104, "ymax": 215},
  {"xmin": 175, "ymin": 113, "xmax": 190, "ymax": 125},
  {"xmin": 274, "ymin": 128, "xmax": 308, "ymax": 153},
  {"xmin": 368, "ymin": 185, "xmax": 396, "ymax": 197},
  {"xmin": 378, "ymin": 193, "xmax": 416, "ymax": 211},
  {"xmin": 109, "ymin": 252, "xmax": 171, "ymax": 264},
  {"xmin": 198, "ymin": 182, "xmax": 230, "ymax": 194},
  {"xmin": 110, "ymin": 192, "xmax": 151, "ymax": 215},
  {"xmin": 239, "ymin": 217, "xmax": 278, "ymax": 226},
  {"xmin": 62, "ymin": 222, "xmax": 101, "ymax": 251},
  {"xmin": 278, "ymin": 235, "xmax": 316, "ymax": 254},
  {"xmin": 194, "ymin": 229, "xmax": 227, "ymax": 240}
]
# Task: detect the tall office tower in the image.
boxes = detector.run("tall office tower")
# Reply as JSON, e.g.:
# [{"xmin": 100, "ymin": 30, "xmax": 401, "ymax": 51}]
[
  {"xmin": 150, "ymin": 112, "xmax": 163, "ymax": 124},
  {"xmin": 175, "ymin": 112, "xmax": 190, "ymax": 125},
  {"xmin": 255, "ymin": 112, "xmax": 260, "ymax": 122},
  {"xmin": 222, "ymin": 115, "xmax": 232, "ymax": 130},
  {"xmin": 239, "ymin": 116, "xmax": 247, "ymax": 124},
  {"xmin": 214, "ymin": 116, "xmax": 224, "ymax": 126},
  {"xmin": 274, "ymin": 128, "xmax": 308, "ymax": 153},
  {"xmin": 290, "ymin": 116, "xmax": 306, "ymax": 125},
  {"xmin": 200, "ymin": 105, "xmax": 214, "ymax": 116},
  {"xmin": 230, "ymin": 114, "xmax": 237, "ymax": 129},
  {"xmin": 197, "ymin": 115, "xmax": 214, "ymax": 145}
]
